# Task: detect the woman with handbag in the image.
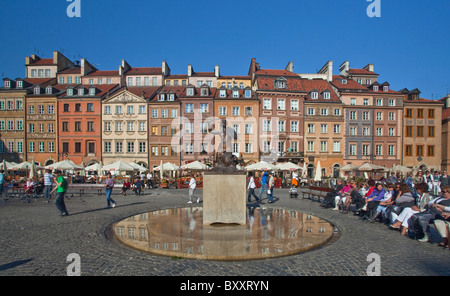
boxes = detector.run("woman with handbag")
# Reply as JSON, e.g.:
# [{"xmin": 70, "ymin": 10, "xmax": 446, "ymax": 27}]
[{"xmin": 104, "ymin": 173, "xmax": 116, "ymax": 209}]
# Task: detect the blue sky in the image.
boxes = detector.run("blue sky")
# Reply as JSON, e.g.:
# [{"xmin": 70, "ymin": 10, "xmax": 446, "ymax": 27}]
[{"xmin": 0, "ymin": 0, "xmax": 449, "ymax": 99}]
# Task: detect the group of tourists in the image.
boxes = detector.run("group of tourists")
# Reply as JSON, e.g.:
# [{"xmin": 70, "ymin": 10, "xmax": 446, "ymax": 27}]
[
  {"xmin": 247, "ymin": 171, "xmax": 276, "ymax": 203},
  {"xmin": 319, "ymin": 170, "xmax": 450, "ymax": 248}
]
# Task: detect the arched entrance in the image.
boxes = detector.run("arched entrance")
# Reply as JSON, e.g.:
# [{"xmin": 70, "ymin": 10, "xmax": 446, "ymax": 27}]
[{"xmin": 333, "ymin": 164, "xmax": 341, "ymax": 178}]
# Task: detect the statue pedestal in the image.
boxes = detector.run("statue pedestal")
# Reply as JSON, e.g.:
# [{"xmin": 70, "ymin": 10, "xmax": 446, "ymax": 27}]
[{"xmin": 202, "ymin": 173, "xmax": 247, "ymax": 225}]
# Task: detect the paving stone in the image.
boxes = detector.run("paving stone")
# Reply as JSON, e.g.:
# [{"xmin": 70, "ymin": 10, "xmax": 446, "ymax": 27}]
[{"xmin": 0, "ymin": 188, "xmax": 449, "ymax": 276}]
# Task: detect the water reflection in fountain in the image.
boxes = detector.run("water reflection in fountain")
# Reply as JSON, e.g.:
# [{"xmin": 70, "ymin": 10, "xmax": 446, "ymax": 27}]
[{"xmin": 109, "ymin": 206, "xmax": 338, "ymax": 261}]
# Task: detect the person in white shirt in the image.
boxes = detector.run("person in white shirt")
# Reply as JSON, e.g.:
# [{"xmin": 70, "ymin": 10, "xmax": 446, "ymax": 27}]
[
  {"xmin": 188, "ymin": 174, "xmax": 199, "ymax": 204},
  {"xmin": 247, "ymin": 172, "xmax": 260, "ymax": 202},
  {"xmin": 146, "ymin": 172, "xmax": 153, "ymax": 188}
]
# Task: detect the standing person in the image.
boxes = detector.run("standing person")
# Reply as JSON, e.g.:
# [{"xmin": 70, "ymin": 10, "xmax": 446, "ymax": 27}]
[
  {"xmin": 267, "ymin": 172, "xmax": 275, "ymax": 203},
  {"xmin": 146, "ymin": 171, "xmax": 153, "ymax": 188},
  {"xmin": 247, "ymin": 172, "xmax": 260, "ymax": 202},
  {"xmin": 258, "ymin": 171, "xmax": 269, "ymax": 201},
  {"xmin": 440, "ymin": 170, "xmax": 449, "ymax": 190},
  {"xmin": 44, "ymin": 169, "xmax": 54, "ymax": 203},
  {"xmin": 50, "ymin": 170, "xmax": 69, "ymax": 216},
  {"xmin": 0, "ymin": 170, "xmax": 4, "ymax": 199},
  {"xmin": 104, "ymin": 173, "xmax": 116, "ymax": 209},
  {"xmin": 188, "ymin": 174, "xmax": 199, "ymax": 204}
]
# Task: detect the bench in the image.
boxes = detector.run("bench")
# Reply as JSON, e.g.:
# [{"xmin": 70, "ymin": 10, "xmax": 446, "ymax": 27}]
[
  {"xmin": 68, "ymin": 184, "xmax": 105, "ymax": 197},
  {"xmin": 302, "ymin": 186, "xmax": 332, "ymax": 202}
]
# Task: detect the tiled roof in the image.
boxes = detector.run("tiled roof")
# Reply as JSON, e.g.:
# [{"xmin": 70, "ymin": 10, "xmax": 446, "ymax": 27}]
[
  {"xmin": 165, "ymin": 74, "xmax": 188, "ymax": 79},
  {"xmin": 58, "ymin": 67, "xmax": 81, "ymax": 74},
  {"xmin": 213, "ymin": 87, "xmax": 256, "ymax": 99},
  {"xmin": 121, "ymin": 86, "xmax": 162, "ymax": 100},
  {"xmin": 255, "ymin": 69, "xmax": 298, "ymax": 77},
  {"xmin": 348, "ymin": 68, "xmax": 378, "ymax": 75},
  {"xmin": 301, "ymin": 79, "xmax": 340, "ymax": 101},
  {"xmin": 149, "ymin": 85, "xmax": 186, "ymax": 102},
  {"xmin": 331, "ymin": 75, "xmax": 369, "ymax": 91},
  {"xmin": 442, "ymin": 108, "xmax": 450, "ymax": 120},
  {"xmin": 256, "ymin": 76, "xmax": 304, "ymax": 92},
  {"xmin": 87, "ymin": 70, "xmax": 119, "ymax": 77},
  {"xmin": 190, "ymin": 72, "xmax": 216, "ymax": 77},
  {"xmin": 30, "ymin": 58, "xmax": 54, "ymax": 65},
  {"xmin": 126, "ymin": 67, "xmax": 162, "ymax": 75},
  {"xmin": 24, "ymin": 78, "xmax": 56, "ymax": 86}
]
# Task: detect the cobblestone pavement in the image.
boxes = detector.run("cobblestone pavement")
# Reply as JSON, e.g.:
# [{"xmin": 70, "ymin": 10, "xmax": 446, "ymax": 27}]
[{"xmin": 0, "ymin": 187, "xmax": 449, "ymax": 276}]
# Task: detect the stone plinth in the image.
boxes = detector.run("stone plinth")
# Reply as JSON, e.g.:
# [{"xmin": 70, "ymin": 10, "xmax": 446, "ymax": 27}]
[{"xmin": 202, "ymin": 174, "xmax": 246, "ymax": 225}]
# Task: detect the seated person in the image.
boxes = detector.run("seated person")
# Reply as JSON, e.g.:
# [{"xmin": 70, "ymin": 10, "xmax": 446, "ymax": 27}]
[
  {"xmin": 121, "ymin": 180, "xmax": 131, "ymax": 196},
  {"xmin": 132, "ymin": 177, "xmax": 144, "ymax": 195},
  {"xmin": 25, "ymin": 178, "xmax": 35, "ymax": 194},
  {"xmin": 289, "ymin": 186, "xmax": 298, "ymax": 198}
]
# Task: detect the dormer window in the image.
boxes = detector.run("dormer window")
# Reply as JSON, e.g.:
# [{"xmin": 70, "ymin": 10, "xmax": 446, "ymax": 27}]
[
  {"xmin": 34, "ymin": 87, "xmax": 40, "ymax": 95},
  {"xmin": 67, "ymin": 88, "xmax": 73, "ymax": 96},
  {"xmin": 4, "ymin": 80, "xmax": 10, "ymax": 88},
  {"xmin": 169, "ymin": 94, "xmax": 175, "ymax": 101},
  {"xmin": 323, "ymin": 91, "xmax": 330, "ymax": 99},
  {"xmin": 159, "ymin": 94, "xmax": 165, "ymax": 101},
  {"xmin": 245, "ymin": 89, "xmax": 251, "ymax": 98},
  {"xmin": 16, "ymin": 81, "xmax": 23, "ymax": 88},
  {"xmin": 373, "ymin": 86, "xmax": 378, "ymax": 92},
  {"xmin": 383, "ymin": 86, "xmax": 389, "ymax": 92},
  {"xmin": 232, "ymin": 90, "xmax": 239, "ymax": 98},
  {"xmin": 187, "ymin": 87, "xmax": 194, "ymax": 96},
  {"xmin": 341, "ymin": 79, "xmax": 347, "ymax": 84},
  {"xmin": 89, "ymin": 87, "xmax": 96, "ymax": 96},
  {"xmin": 201, "ymin": 87, "xmax": 209, "ymax": 96},
  {"xmin": 78, "ymin": 88, "xmax": 84, "ymax": 96},
  {"xmin": 219, "ymin": 89, "xmax": 226, "ymax": 98},
  {"xmin": 46, "ymin": 86, "xmax": 52, "ymax": 94},
  {"xmin": 311, "ymin": 91, "xmax": 318, "ymax": 99}
]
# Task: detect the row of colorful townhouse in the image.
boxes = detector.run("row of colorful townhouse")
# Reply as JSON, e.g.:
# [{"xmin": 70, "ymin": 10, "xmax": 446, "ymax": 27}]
[{"xmin": 0, "ymin": 51, "xmax": 449, "ymax": 176}]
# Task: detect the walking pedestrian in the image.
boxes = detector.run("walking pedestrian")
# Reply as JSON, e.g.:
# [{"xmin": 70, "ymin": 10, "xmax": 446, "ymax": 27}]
[
  {"xmin": 146, "ymin": 171, "xmax": 153, "ymax": 188},
  {"xmin": 247, "ymin": 172, "xmax": 260, "ymax": 202},
  {"xmin": 104, "ymin": 172, "xmax": 116, "ymax": 209},
  {"xmin": 188, "ymin": 174, "xmax": 199, "ymax": 204},
  {"xmin": 267, "ymin": 172, "xmax": 275, "ymax": 203},
  {"xmin": 50, "ymin": 170, "xmax": 69, "ymax": 216},
  {"xmin": 258, "ymin": 171, "xmax": 269, "ymax": 201},
  {"xmin": 44, "ymin": 169, "xmax": 54, "ymax": 203}
]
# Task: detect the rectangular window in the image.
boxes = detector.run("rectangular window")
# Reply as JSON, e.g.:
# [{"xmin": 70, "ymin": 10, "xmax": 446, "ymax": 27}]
[
  {"xmin": 405, "ymin": 109, "xmax": 413, "ymax": 118},
  {"xmin": 428, "ymin": 109, "xmax": 435, "ymax": 119},
  {"xmin": 185, "ymin": 104, "xmax": 193, "ymax": 113},
  {"xmin": 417, "ymin": 126, "xmax": 424, "ymax": 137},
  {"xmin": 405, "ymin": 145, "xmax": 412, "ymax": 156},
  {"xmin": 139, "ymin": 142, "xmax": 146, "ymax": 153},
  {"xmin": 333, "ymin": 141, "xmax": 340, "ymax": 152},
  {"xmin": 406, "ymin": 126, "xmax": 413, "ymax": 137},
  {"xmin": 349, "ymin": 144, "xmax": 356, "ymax": 156},
  {"xmin": 291, "ymin": 121, "xmax": 298, "ymax": 132},
  {"xmin": 427, "ymin": 145, "xmax": 435, "ymax": 157},
  {"xmin": 263, "ymin": 99, "xmax": 271, "ymax": 110},
  {"xmin": 116, "ymin": 142, "xmax": 123, "ymax": 153},
  {"xmin": 75, "ymin": 142, "xmax": 81, "ymax": 153},
  {"xmin": 428, "ymin": 126, "xmax": 435, "ymax": 137},
  {"xmin": 417, "ymin": 109, "xmax": 424, "ymax": 118},
  {"xmin": 127, "ymin": 142, "xmax": 134, "ymax": 153},
  {"xmin": 104, "ymin": 142, "xmax": 111, "ymax": 153},
  {"xmin": 416, "ymin": 145, "xmax": 424, "ymax": 157}
]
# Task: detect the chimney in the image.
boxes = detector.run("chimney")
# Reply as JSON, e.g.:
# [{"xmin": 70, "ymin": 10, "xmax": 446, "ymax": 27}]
[
  {"xmin": 363, "ymin": 64, "xmax": 374, "ymax": 73},
  {"xmin": 285, "ymin": 61, "xmax": 294, "ymax": 72},
  {"xmin": 214, "ymin": 65, "xmax": 220, "ymax": 77},
  {"xmin": 446, "ymin": 94, "xmax": 450, "ymax": 108},
  {"xmin": 162, "ymin": 61, "xmax": 170, "ymax": 77},
  {"xmin": 188, "ymin": 64, "xmax": 193, "ymax": 77},
  {"xmin": 318, "ymin": 61, "xmax": 333, "ymax": 82},
  {"xmin": 339, "ymin": 61, "xmax": 349, "ymax": 76}
]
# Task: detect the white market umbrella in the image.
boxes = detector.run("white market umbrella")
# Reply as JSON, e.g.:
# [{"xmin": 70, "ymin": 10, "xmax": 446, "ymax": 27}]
[
  {"xmin": 276, "ymin": 162, "xmax": 303, "ymax": 171},
  {"xmin": 103, "ymin": 160, "xmax": 134, "ymax": 172},
  {"xmin": 29, "ymin": 160, "xmax": 37, "ymax": 179},
  {"xmin": 356, "ymin": 162, "xmax": 386, "ymax": 172},
  {"xmin": 84, "ymin": 163, "xmax": 101, "ymax": 172},
  {"xmin": 340, "ymin": 164, "xmax": 358, "ymax": 172},
  {"xmin": 128, "ymin": 162, "xmax": 148, "ymax": 172},
  {"xmin": 154, "ymin": 162, "xmax": 179, "ymax": 172},
  {"xmin": 393, "ymin": 165, "xmax": 412, "ymax": 174},
  {"xmin": 45, "ymin": 160, "xmax": 83, "ymax": 171},
  {"xmin": 245, "ymin": 161, "xmax": 277, "ymax": 171},
  {"xmin": 314, "ymin": 161, "xmax": 322, "ymax": 182},
  {"xmin": 181, "ymin": 160, "xmax": 209, "ymax": 171}
]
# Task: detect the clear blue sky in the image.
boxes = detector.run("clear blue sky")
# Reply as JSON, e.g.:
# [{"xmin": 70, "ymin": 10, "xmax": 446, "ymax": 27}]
[{"xmin": 0, "ymin": 0, "xmax": 449, "ymax": 99}]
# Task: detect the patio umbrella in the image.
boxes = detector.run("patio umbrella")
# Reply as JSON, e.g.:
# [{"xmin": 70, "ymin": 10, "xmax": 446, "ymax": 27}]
[
  {"xmin": 84, "ymin": 163, "xmax": 101, "ymax": 172},
  {"xmin": 314, "ymin": 161, "xmax": 322, "ymax": 182},
  {"xmin": 340, "ymin": 164, "xmax": 358, "ymax": 172},
  {"xmin": 103, "ymin": 160, "xmax": 134, "ymax": 172},
  {"xmin": 181, "ymin": 160, "xmax": 209, "ymax": 171},
  {"xmin": 356, "ymin": 162, "xmax": 386, "ymax": 172},
  {"xmin": 154, "ymin": 162, "xmax": 179, "ymax": 172},
  {"xmin": 245, "ymin": 161, "xmax": 277, "ymax": 171},
  {"xmin": 45, "ymin": 160, "xmax": 83, "ymax": 171},
  {"xmin": 128, "ymin": 162, "xmax": 148, "ymax": 172},
  {"xmin": 29, "ymin": 160, "xmax": 37, "ymax": 179},
  {"xmin": 276, "ymin": 162, "xmax": 303, "ymax": 171},
  {"xmin": 393, "ymin": 165, "xmax": 412, "ymax": 174}
]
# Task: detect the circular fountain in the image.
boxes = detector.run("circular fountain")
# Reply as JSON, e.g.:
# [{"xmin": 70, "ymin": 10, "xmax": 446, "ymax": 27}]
[{"xmin": 108, "ymin": 206, "xmax": 339, "ymax": 261}]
